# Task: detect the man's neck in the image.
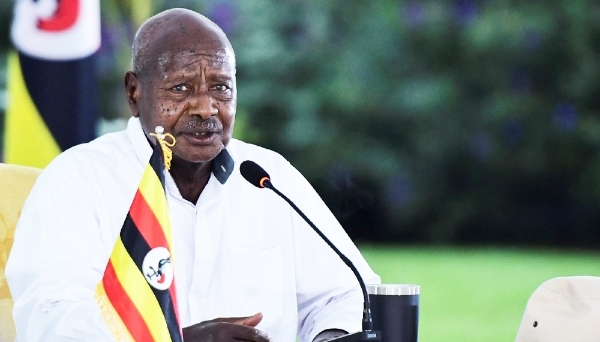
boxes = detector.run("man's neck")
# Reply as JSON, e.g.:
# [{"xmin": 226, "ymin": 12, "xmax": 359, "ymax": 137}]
[{"xmin": 169, "ymin": 159, "xmax": 212, "ymax": 204}]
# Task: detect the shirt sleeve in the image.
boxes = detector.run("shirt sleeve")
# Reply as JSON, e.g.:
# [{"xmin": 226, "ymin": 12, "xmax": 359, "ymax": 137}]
[
  {"xmin": 6, "ymin": 163, "xmax": 121, "ymax": 341},
  {"xmin": 285, "ymin": 165, "xmax": 381, "ymax": 342}
]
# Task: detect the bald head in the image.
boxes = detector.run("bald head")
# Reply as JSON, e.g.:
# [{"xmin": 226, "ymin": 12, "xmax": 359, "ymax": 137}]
[{"xmin": 131, "ymin": 8, "xmax": 235, "ymax": 77}]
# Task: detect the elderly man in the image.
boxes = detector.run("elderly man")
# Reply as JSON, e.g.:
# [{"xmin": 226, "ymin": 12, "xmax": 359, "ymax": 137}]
[{"xmin": 6, "ymin": 8, "xmax": 380, "ymax": 342}]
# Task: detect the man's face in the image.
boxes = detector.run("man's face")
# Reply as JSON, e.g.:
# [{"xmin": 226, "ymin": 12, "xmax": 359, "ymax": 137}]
[{"xmin": 130, "ymin": 36, "xmax": 236, "ymax": 164}]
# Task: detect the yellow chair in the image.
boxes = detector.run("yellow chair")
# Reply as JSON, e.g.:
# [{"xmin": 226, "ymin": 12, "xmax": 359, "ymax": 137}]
[{"xmin": 0, "ymin": 163, "xmax": 42, "ymax": 342}]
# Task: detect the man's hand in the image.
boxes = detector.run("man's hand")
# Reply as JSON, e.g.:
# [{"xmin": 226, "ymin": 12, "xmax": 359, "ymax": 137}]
[
  {"xmin": 182, "ymin": 312, "xmax": 272, "ymax": 341},
  {"xmin": 313, "ymin": 329, "xmax": 348, "ymax": 342}
]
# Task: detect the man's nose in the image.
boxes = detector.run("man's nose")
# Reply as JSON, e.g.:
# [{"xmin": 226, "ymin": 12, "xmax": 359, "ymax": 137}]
[{"xmin": 189, "ymin": 90, "xmax": 217, "ymax": 120}]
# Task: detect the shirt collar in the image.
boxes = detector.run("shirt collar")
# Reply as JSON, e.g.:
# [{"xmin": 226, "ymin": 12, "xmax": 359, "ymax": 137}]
[
  {"xmin": 126, "ymin": 117, "xmax": 234, "ymax": 184},
  {"xmin": 211, "ymin": 149, "xmax": 234, "ymax": 184}
]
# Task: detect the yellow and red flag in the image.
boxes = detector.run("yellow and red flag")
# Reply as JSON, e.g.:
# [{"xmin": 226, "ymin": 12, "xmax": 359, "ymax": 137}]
[
  {"xmin": 5, "ymin": 0, "xmax": 100, "ymax": 168},
  {"xmin": 96, "ymin": 144, "xmax": 182, "ymax": 342}
]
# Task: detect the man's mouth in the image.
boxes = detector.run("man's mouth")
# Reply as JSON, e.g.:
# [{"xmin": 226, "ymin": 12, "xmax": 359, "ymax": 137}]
[{"xmin": 182, "ymin": 131, "xmax": 219, "ymax": 145}]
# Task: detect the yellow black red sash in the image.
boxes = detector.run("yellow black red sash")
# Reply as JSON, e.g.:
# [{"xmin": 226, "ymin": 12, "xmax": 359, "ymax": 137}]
[{"xmin": 96, "ymin": 146, "xmax": 182, "ymax": 342}]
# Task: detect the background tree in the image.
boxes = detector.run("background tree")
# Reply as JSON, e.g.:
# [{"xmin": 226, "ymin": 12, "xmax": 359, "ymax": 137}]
[{"xmin": 3, "ymin": 0, "xmax": 600, "ymax": 247}]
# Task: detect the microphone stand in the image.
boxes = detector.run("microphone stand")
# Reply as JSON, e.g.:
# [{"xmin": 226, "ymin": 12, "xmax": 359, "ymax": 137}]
[{"xmin": 262, "ymin": 180, "xmax": 381, "ymax": 342}]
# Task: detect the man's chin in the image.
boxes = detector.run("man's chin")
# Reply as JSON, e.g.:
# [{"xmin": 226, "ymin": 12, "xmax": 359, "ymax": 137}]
[{"xmin": 172, "ymin": 147, "xmax": 223, "ymax": 165}]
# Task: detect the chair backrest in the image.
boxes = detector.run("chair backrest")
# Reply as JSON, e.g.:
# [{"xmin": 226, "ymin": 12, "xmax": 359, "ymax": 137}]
[{"xmin": 0, "ymin": 163, "xmax": 42, "ymax": 342}]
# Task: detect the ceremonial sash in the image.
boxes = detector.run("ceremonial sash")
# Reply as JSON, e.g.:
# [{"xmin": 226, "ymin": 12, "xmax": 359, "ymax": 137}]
[{"xmin": 96, "ymin": 144, "xmax": 182, "ymax": 342}]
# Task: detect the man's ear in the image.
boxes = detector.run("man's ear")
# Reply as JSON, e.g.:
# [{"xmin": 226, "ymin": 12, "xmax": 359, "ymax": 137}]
[{"xmin": 124, "ymin": 71, "xmax": 141, "ymax": 118}]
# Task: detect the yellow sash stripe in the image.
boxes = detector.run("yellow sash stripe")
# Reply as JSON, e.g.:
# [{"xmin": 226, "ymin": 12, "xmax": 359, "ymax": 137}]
[
  {"xmin": 138, "ymin": 165, "xmax": 175, "ymax": 250},
  {"xmin": 110, "ymin": 237, "xmax": 172, "ymax": 341}
]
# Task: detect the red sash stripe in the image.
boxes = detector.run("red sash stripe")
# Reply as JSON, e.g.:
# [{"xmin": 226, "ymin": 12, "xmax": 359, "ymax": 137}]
[
  {"xmin": 129, "ymin": 190, "xmax": 168, "ymax": 249},
  {"xmin": 103, "ymin": 261, "xmax": 154, "ymax": 342}
]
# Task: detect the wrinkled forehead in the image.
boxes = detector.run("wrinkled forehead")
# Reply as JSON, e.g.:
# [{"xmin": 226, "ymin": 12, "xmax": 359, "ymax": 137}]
[
  {"xmin": 156, "ymin": 46, "xmax": 235, "ymax": 73},
  {"xmin": 146, "ymin": 26, "xmax": 235, "ymax": 76}
]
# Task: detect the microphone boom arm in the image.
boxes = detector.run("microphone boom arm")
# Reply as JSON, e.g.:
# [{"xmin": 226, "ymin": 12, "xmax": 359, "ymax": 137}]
[
  {"xmin": 263, "ymin": 180, "xmax": 374, "ymax": 332},
  {"xmin": 239, "ymin": 160, "xmax": 380, "ymax": 341}
]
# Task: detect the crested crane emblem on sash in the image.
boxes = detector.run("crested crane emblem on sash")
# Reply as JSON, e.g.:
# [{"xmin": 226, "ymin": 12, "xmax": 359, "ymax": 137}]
[{"xmin": 142, "ymin": 247, "xmax": 174, "ymax": 290}]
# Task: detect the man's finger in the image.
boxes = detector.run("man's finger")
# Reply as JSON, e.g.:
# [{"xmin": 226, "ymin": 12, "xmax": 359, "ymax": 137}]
[
  {"xmin": 211, "ymin": 312, "xmax": 263, "ymax": 326},
  {"xmin": 237, "ymin": 312, "xmax": 263, "ymax": 327},
  {"xmin": 183, "ymin": 319, "xmax": 271, "ymax": 342}
]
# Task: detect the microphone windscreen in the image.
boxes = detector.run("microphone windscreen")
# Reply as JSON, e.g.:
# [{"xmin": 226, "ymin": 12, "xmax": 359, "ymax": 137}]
[{"xmin": 240, "ymin": 160, "xmax": 270, "ymax": 188}]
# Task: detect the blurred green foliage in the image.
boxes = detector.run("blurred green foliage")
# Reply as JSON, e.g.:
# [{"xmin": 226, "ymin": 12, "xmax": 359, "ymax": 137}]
[{"xmin": 3, "ymin": 0, "xmax": 600, "ymax": 246}]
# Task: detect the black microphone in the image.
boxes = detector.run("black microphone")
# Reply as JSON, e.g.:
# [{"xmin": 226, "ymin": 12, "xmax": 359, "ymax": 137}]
[{"xmin": 240, "ymin": 160, "xmax": 381, "ymax": 342}]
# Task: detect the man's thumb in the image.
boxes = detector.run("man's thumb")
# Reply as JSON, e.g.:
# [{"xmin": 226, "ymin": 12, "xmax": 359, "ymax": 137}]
[
  {"xmin": 213, "ymin": 312, "xmax": 263, "ymax": 327},
  {"xmin": 236, "ymin": 312, "xmax": 263, "ymax": 327}
]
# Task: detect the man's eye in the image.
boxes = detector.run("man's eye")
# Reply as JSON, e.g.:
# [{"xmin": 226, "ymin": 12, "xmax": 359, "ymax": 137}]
[
  {"xmin": 173, "ymin": 84, "xmax": 190, "ymax": 91},
  {"xmin": 214, "ymin": 84, "xmax": 230, "ymax": 91}
]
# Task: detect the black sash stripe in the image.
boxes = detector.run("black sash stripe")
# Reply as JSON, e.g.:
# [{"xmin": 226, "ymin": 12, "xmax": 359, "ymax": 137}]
[{"xmin": 150, "ymin": 144, "xmax": 166, "ymax": 187}]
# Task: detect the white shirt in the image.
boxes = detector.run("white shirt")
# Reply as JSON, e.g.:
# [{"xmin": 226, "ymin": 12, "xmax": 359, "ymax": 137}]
[{"xmin": 6, "ymin": 117, "xmax": 380, "ymax": 342}]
